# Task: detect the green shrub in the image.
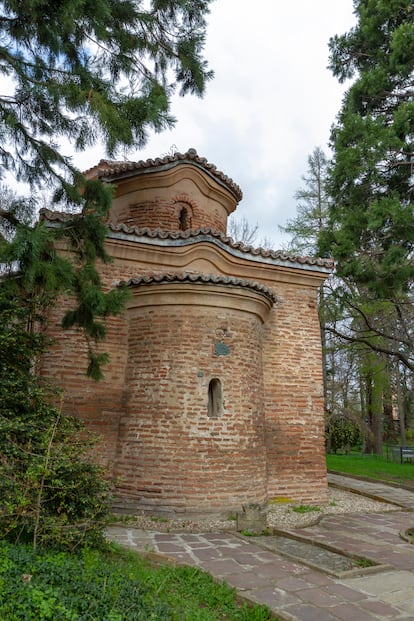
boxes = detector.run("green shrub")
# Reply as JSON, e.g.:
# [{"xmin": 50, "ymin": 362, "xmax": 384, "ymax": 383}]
[
  {"xmin": 0, "ymin": 293, "xmax": 111, "ymax": 551},
  {"xmin": 326, "ymin": 412, "xmax": 362, "ymax": 453}
]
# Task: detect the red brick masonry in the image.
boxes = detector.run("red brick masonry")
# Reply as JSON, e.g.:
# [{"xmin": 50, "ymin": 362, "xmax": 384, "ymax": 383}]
[{"xmin": 40, "ymin": 150, "xmax": 333, "ymax": 516}]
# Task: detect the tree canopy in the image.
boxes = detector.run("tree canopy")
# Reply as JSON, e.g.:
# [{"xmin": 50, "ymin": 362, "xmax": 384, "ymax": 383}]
[
  {"xmin": 0, "ymin": 0, "xmax": 213, "ymax": 195},
  {"xmin": 321, "ymin": 0, "xmax": 414, "ymax": 297},
  {"xmin": 317, "ymin": 0, "xmax": 414, "ymax": 372},
  {"xmin": 306, "ymin": 1, "xmax": 414, "ymax": 453},
  {"xmin": 0, "ymin": 0, "xmax": 213, "ymax": 378},
  {"xmin": 279, "ymin": 146, "xmax": 330, "ymax": 256}
]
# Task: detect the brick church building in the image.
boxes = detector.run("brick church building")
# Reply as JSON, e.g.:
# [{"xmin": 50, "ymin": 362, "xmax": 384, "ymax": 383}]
[{"xmin": 41, "ymin": 149, "xmax": 333, "ymax": 516}]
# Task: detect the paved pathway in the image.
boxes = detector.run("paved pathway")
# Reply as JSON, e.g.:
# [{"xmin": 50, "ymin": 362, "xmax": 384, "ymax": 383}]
[
  {"xmin": 328, "ymin": 472, "xmax": 414, "ymax": 509},
  {"xmin": 107, "ymin": 476, "xmax": 414, "ymax": 621}
]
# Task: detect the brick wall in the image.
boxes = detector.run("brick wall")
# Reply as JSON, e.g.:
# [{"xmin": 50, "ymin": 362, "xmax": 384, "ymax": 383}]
[
  {"xmin": 40, "ymin": 164, "xmax": 329, "ymax": 516},
  {"xmin": 40, "ymin": 242, "xmax": 329, "ymax": 514},
  {"xmin": 113, "ymin": 291, "xmax": 268, "ymax": 515},
  {"xmin": 39, "ymin": 296, "xmax": 129, "ymax": 474},
  {"xmin": 111, "ymin": 195, "xmax": 227, "ymax": 233},
  {"xmin": 262, "ymin": 281, "xmax": 328, "ymax": 504},
  {"xmin": 110, "ymin": 183, "xmax": 229, "ymax": 234}
]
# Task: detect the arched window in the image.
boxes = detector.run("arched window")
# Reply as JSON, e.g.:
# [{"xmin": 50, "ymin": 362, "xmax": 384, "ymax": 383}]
[
  {"xmin": 179, "ymin": 206, "xmax": 189, "ymax": 231},
  {"xmin": 208, "ymin": 378, "xmax": 224, "ymax": 417}
]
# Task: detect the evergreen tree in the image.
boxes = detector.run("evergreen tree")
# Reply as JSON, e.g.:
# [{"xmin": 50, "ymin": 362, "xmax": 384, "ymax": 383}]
[
  {"xmin": 0, "ymin": 0, "xmax": 213, "ymax": 192},
  {"xmin": 0, "ymin": 0, "xmax": 213, "ymax": 377},
  {"xmin": 279, "ymin": 146, "xmax": 331, "ymax": 255},
  {"xmin": 320, "ymin": 0, "xmax": 414, "ymax": 373}
]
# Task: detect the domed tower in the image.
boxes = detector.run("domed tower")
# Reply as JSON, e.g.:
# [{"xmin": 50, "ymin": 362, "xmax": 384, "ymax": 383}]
[{"xmin": 85, "ymin": 148, "xmax": 242, "ymax": 234}]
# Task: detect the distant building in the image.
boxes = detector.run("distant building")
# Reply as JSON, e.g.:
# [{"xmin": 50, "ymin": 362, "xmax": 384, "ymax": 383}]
[{"xmin": 41, "ymin": 149, "xmax": 333, "ymax": 516}]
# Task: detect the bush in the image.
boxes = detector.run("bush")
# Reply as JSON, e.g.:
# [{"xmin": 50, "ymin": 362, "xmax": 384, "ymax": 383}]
[
  {"xmin": 0, "ymin": 293, "xmax": 111, "ymax": 551},
  {"xmin": 326, "ymin": 411, "xmax": 362, "ymax": 454}
]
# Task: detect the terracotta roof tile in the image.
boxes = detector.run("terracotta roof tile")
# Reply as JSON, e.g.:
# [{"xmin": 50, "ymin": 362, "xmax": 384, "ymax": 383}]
[
  {"xmin": 82, "ymin": 148, "xmax": 243, "ymax": 202},
  {"xmin": 110, "ymin": 223, "xmax": 334, "ymax": 270},
  {"xmin": 126, "ymin": 272, "xmax": 278, "ymax": 303},
  {"xmin": 39, "ymin": 208, "xmax": 72, "ymax": 222},
  {"xmin": 39, "ymin": 208, "xmax": 334, "ymax": 270}
]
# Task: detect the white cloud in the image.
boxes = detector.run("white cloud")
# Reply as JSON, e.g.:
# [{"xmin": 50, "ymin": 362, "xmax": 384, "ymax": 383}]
[
  {"xmin": 118, "ymin": 0, "xmax": 356, "ymax": 249},
  {"xmin": 1, "ymin": 0, "xmax": 357, "ymax": 250}
]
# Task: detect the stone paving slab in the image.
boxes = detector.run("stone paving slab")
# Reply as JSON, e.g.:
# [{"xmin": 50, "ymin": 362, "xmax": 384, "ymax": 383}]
[{"xmin": 107, "ymin": 476, "xmax": 414, "ymax": 620}]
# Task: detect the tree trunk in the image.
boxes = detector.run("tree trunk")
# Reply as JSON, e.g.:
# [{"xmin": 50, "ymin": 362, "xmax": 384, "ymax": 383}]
[
  {"xmin": 372, "ymin": 359, "xmax": 385, "ymax": 455},
  {"xmin": 396, "ymin": 363, "xmax": 407, "ymax": 446}
]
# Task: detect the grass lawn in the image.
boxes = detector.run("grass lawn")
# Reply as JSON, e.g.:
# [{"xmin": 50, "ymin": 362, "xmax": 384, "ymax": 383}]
[
  {"xmin": 0, "ymin": 541, "xmax": 276, "ymax": 621},
  {"xmin": 326, "ymin": 452, "xmax": 414, "ymax": 488}
]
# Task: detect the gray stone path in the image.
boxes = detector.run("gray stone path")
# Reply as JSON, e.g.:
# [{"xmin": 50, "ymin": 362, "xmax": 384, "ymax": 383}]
[
  {"xmin": 328, "ymin": 472, "xmax": 414, "ymax": 509},
  {"xmin": 107, "ymin": 475, "xmax": 414, "ymax": 621}
]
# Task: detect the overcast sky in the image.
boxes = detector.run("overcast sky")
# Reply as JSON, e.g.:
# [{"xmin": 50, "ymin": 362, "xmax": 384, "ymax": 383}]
[
  {"xmin": 9, "ymin": 1, "xmax": 357, "ymax": 250},
  {"xmin": 100, "ymin": 0, "xmax": 357, "ymax": 249}
]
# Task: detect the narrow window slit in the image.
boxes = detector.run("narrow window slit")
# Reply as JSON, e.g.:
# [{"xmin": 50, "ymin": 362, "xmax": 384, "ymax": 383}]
[
  {"xmin": 179, "ymin": 207, "xmax": 189, "ymax": 231},
  {"xmin": 208, "ymin": 378, "xmax": 224, "ymax": 417}
]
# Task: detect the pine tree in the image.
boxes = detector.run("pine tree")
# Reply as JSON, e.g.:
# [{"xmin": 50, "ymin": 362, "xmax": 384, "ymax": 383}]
[
  {"xmin": 0, "ymin": 0, "xmax": 213, "ymax": 377},
  {"xmin": 0, "ymin": 0, "xmax": 213, "ymax": 193},
  {"xmin": 279, "ymin": 146, "xmax": 331, "ymax": 255},
  {"xmin": 319, "ymin": 0, "xmax": 414, "ymax": 373},
  {"xmin": 315, "ymin": 1, "xmax": 414, "ymax": 451}
]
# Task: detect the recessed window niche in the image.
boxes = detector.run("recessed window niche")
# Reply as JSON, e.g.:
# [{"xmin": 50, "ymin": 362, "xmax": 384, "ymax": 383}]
[
  {"xmin": 176, "ymin": 202, "xmax": 194, "ymax": 231},
  {"xmin": 208, "ymin": 378, "xmax": 224, "ymax": 417}
]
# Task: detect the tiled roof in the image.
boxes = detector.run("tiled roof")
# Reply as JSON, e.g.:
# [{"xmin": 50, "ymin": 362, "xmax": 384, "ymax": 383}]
[
  {"xmin": 110, "ymin": 223, "xmax": 334, "ymax": 269},
  {"xmin": 82, "ymin": 148, "xmax": 243, "ymax": 202},
  {"xmin": 126, "ymin": 272, "xmax": 278, "ymax": 303},
  {"xmin": 39, "ymin": 208, "xmax": 334, "ymax": 271},
  {"xmin": 40, "ymin": 208, "xmax": 72, "ymax": 222}
]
